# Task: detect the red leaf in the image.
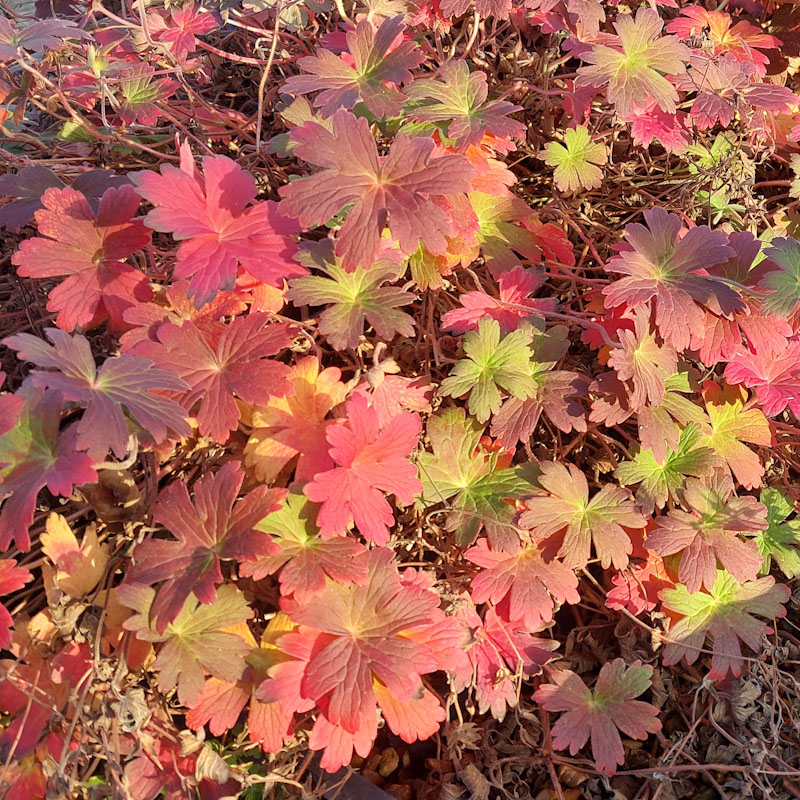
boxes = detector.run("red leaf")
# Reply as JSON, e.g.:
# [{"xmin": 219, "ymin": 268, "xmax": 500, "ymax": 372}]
[
  {"xmin": 442, "ymin": 266, "xmax": 556, "ymax": 334},
  {"xmin": 278, "ymin": 110, "xmax": 475, "ymax": 269},
  {"xmin": 602, "ymin": 208, "xmax": 738, "ymax": 352},
  {"xmin": 244, "ymin": 355, "xmax": 348, "ymax": 483},
  {"xmin": 239, "ymin": 489, "xmax": 368, "ymax": 603},
  {"xmin": 130, "ymin": 462, "xmax": 285, "ymax": 632},
  {"xmin": 0, "ymin": 559, "xmax": 32, "ymax": 648},
  {"xmin": 606, "ymin": 552, "xmax": 674, "ymax": 615},
  {"xmin": 12, "ymin": 185, "xmax": 151, "ymax": 332},
  {"xmin": 350, "ymin": 372, "xmax": 433, "ymax": 429},
  {"xmin": 133, "ymin": 314, "xmax": 293, "ymax": 443},
  {"xmin": 725, "ymin": 339, "xmax": 800, "ymax": 418},
  {"xmin": 0, "ymin": 16, "xmax": 92, "ymax": 61},
  {"xmin": 147, "ymin": 3, "xmax": 219, "ymax": 61},
  {"xmin": 607, "ymin": 307, "xmax": 677, "ymax": 410},
  {"xmin": 451, "ymin": 599, "xmax": 558, "ymax": 721},
  {"xmin": 466, "ymin": 538, "xmax": 580, "ymax": 629},
  {"xmin": 0, "ymin": 387, "xmax": 97, "ymax": 551},
  {"xmin": 374, "ymin": 682, "xmax": 445, "ymax": 743}
]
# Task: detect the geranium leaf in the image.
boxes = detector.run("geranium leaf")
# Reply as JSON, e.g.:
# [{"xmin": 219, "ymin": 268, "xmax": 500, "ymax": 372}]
[
  {"xmin": 606, "ymin": 552, "xmax": 674, "ymax": 615},
  {"xmin": 117, "ymin": 64, "xmax": 179, "ymax": 127},
  {"xmin": 441, "ymin": 266, "xmax": 556, "ymax": 334},
  {"xmin": 576, "ymin": 8, "xmax": 690, "ymax": 116},
  {"xmin": 276, "ymin": 548, "xmax": 444, "ymax": 733},
  {"xmin": 132, "ymin": 314, "xmax": 293, "ymax": 443},
  {"xmin": 0, "ymin": 559, "xmax": 32, "ymax": 648},
  {"xmin": 699, "ymin": 381, "xmax": 773, "ymax": 490},
  {"xmin": 278, "ymin": 110, "xmax": 475, "ymax": 269},
  {"xmin": 0, "ymin": 17, "xmax": 92, "ymax": 62},
  {"xmin": 12, "ymin": 186, "xmax": 152, "ymax": 332},
  {"xmin": 615, "ymin": 424, "xmax": 720, "ymax": 515},
  {"xmin": 466, "ymin": 538, "xmax": 579, "ymax": 629},
  {"xmin": 660, "ymin": 572, "xmax": 790, "ymax": 680},
  {"xmin": 543, "ymin": 125, "xmax": 606, "ymax": 192},
  {"xmin": 533, "ymin": 658, "xmax": 661, "ymax": 775},
  {"xmin": 606, "ymin": 307, "xmax": 677, "ymax": 411},
  {"xmin": 5, "ymin": 328, "xmax": 191, "ymax": 462},
  {"xmin": 406, "ymin": 60, "xmax": 525, "ymax": 151},
  {"xmin": 416, "ymin": 408, "xmax": 539, "ymax": 550},
  {"xmin": 468, "ymin": 191, "xmax": 574, "ymax": 275},
  {"xmin": 129, "ymin": 462, "xmax": 285, "ymax": 633},
  {"xmin": 440, "ymin": 317, "xmax": 536, "ymax": 423},
  {"xmin": 41, "ymin": 513, "xmax": 109, "ymax": 598},
  {"xmin": 288, "ymin": 241, "xmax": 415, "ymax": 350},
  {"xmin": 724, "ymin": 339, "xmax": 800, "ymax": 419},
  {"xmin": 130, "ymin": 143, "xmax": 302, "ymax": 306},
  {"xmin": 241, "ymin": 489, "xmax": 369, "ymax": 603},
  {"xmin": 0, "ymin": 387, "xmax": 97, "ymax": 551},
  {"xmin": 0, "ymin": 165, "xmax": 63, "ymax": 231},
  {"xmin": 759, "ymin": 237, "xmax": 800, "ymax": 318},
  {"xmin": 451, "ymin": 600, "xmax": 558, "ymax": 721},
  {"xmin": 118, "ymin": 583, "xmax": 254, "ymax": 705},
  {"xmin": 304, "ymin": 393, "xmax": 422, "ymax": 544},
  {"xmin": 602, "ymin": 208, "xmax": 739, "ymax": 352},
  {"xmin": 520, "ymin": 462, "xmax": 646, "ymax": 570},
  {"xmin": 747, "ymin": 488, "xmax": 800, "ymax": 579},
  {"xmin": 646, "ymin": 469, "xmax": 765, "ymax": 593},
  {"xmin": 283, "ymin": 16, "xmax": 423, "ymax": 118},
  {"xmin": 244, "ymin": 355, "xmax": 348, "ymax": 483}
]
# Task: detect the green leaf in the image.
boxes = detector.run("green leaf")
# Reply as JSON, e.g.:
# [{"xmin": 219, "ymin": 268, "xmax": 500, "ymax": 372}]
[
  {"xmin": 58, "ymin": 119, "xmax": 100, "ymax": 142},
  {"xmin": 700, "ymin": 382, "xmax": 772, "ymax": 490},
  {"xmin": 469, "ymin": 191, "xmax": 544, "ymax": 273},
  {"xmin": 439, "ymin": 317, "xmax": 536, "ymax": 423},
  {"xmin": 661, "ymin": 571, "xmax": 790, "ymax": 679},
  {"xmin": 288, "ymin": 240, "xmax": 415, "ymax": 350},
  {"xmin": 416, "ymin": 408, "xmax": 539, "ymax": 549},
  {"xmin": 748, "ymin": 488, "xmax": 800, "ymax": 578},
  {"xmin": 118, "ymin": 583, "xmax": 254, "ymax": 706},
  {"xmin": 760, "ymin": 237, "xmax": 800, "ymax": 318},
  {"xmin": 614, "ymin": 424, "xmax": 720, "ymax": 514},
  {"xmin": 543, "ymin": 126, "xmax": 606, "ymax": 192}
]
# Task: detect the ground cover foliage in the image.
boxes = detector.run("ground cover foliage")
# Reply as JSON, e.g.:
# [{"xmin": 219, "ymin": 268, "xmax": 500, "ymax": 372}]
[{"xmin": 2, "ymin": 0, "xmax": 800, "ymax": 797}]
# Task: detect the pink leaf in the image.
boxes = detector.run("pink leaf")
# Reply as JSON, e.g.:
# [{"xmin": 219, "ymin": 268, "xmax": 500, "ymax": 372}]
[
  {"xmin": 130, "ymin": 147, "xmax": 302, "ymax": 306},
  {"xmin": 5, "ymin": 328, "xmax": 191, "ymax": 462},
  {"xmin": 602, "ymin": 208, "xmax": 738, "ymax": 352},
  {"xmin": 534, "ymin": 659, "xmax": 661, "ymax": 775},
  {"xmin": 442, "ymin": 266, "xmax": 556, "ymax": 334},
  {"xmin": 724, "ymin": 339, "xmax": 800, "ymax": 418},
  {"xmin": 304, "ymin": 393, "xmax": 422, "ymax": 544},
  {"xmin": 520, "ymin": 462, "xmax": 646, "ymax": 570},
  {"xmin": 647, "ymin": 469, "xmax": 765, "ymax": 593}
]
